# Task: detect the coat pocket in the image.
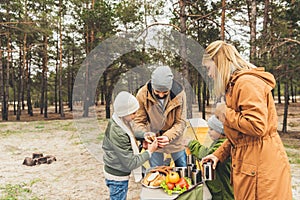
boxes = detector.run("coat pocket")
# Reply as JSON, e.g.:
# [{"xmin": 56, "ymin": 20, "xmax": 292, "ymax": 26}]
[
  {"xmin": 233, "ymin": 162, "xmax": 257, "ymax": 199},
  {"xmin": 241, "ymin": 162, "xmax": 257, "ymax": 177}
]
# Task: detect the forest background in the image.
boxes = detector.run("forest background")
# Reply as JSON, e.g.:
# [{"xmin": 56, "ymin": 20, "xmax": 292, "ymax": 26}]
[
  {"xmin": 0, "ymin": 0, "xmax": 299, "ymax": 129},
  {"xmin": 0, "ymin": 0, "xmax": 300, "ymax": 199}
]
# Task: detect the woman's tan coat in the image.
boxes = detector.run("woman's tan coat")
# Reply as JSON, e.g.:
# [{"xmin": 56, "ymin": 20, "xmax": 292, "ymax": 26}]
[
  {"xmin": 134, "ymin": 81, "xmax": 186, "ymax": 154},
  {"xmin": 213, "ymin": 68, "xmax": 292, "ymax": 200}
]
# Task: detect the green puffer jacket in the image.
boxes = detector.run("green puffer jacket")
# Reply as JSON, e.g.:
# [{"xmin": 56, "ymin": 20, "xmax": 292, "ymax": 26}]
[
  {"xmin": 102, "ymin": 119, "xmax": 150, "ymax": 177},
  {"xmin": 188, "ymin": 139, "xmax": 233, "ymax": 200}
]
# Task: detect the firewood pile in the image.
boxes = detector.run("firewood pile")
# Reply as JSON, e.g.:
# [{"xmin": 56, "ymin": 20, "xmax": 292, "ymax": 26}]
[{"xmin": 22, "ymin": 153, "xmax": 56, "ymax": 166}]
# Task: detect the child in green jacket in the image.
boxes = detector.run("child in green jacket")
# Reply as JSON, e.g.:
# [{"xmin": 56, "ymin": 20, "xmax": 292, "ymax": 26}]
[
  {"xmin": 188, "ymin": 115, "xmax": 233, "ymax": 200},
  {"xmin": 102, "ymin": 91, "xmax": 158, "ymax": 200}
]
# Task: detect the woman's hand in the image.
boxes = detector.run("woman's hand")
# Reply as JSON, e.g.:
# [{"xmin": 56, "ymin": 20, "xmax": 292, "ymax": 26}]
[
  {"xmin": 202, "ymin": 154, "xmax": 219, "ymax": 170},
  {"xmin": 156, "ymin": 135, "xmax": 170, "ymax": 148}
]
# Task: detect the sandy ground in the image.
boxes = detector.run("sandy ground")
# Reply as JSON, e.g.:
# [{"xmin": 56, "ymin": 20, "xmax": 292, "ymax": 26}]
[
  {"xmin": 0, "ymin": 102, "xmax": 299, "ymax": 200},
  {"xmin": 0, "ymin": 120, "xmax": 141, "ymax": 200}
]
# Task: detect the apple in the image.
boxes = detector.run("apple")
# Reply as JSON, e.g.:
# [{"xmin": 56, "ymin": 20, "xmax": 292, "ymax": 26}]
[{"xmin": 168, "ymin": 171, "xmax": 180, "ymax": 184}]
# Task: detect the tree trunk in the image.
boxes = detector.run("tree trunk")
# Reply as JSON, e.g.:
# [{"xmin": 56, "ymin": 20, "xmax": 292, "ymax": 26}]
[
  {"xmin": 26, "ymin": 52, "xmax": 33, "ymax": 116},
  {"xmin": 263, "ymin": 0, "xmax": 269, "ymax": 35},
  {"xmin": 70, "ymin": 70, "xmax": 74, "ymax": 111},
  {"xmin": 206, "ymin": 86, "xmax": 210, "ymax": 106},
  {"xmin": 84, "ymin": 1, "xmax": 90, "ymax": 54},
  {"xmin": 290, "ymin": 79, "xmax": 295, "ymax": 103},
  {"xmin": 295, "ymin": 86, "xmax": 297, "ymax": 103},
  {"xmin": 282, "ymin": 65, "xmax": 289, "ymax": 133},
  {"xmin": 277, "ymin": 80, "xmax": 281, "ymax": 104},
  {"xmin": 90, "ymin": 0, "xmax": 95, "ymax": 50},
  {"xmin": 179, "ymin": 0, "xmax": 192, "ymax": 119},
  {"xmin": 55, "ymin": 30, "xmax": 59, "ymax": 113},
  {"xmin": 247, "ymin": 0, "xmax": 257, "ymax": 64},
  {"xmin": 105, "ymin": 87, "xmax": 112, "ymax": 119},
  {"xmin": 83, "ymin": 61, "xmax": 89, "ymax": 117},
  {"xmin": 40, "ymin": 60, "xmax": 45, "ymax": 115},
  {"xmin": 59, "ymin": 0, "xmax": 64, "ymax": 117},
  {"xmin": 13, "ymin": 53, "xmax": 16, "ymax": 115},
  {"xmin": 0, "ymin": 41, "xmax": 5, "ymax": 120},
  {"xmin": 3, "ymin": 4, "xmax": 12, "ymax": 120},
  {"xmin": 100, "ymin": 77, "xmax": 105, "ymax": 105},
  {"xmin": 220, "ymin": 0, "xmax": 226, "ymax": 40},
  {"xmin": 197, "ymin": 74, "xmax": 201, "ymax": 112},
  {"xmin": 67, "ymin": 57, "xmax": 72, "ymax": 109},
  {"xmin": 102, "ymin": 72, "xmax": 107, "ymax": 117},
  {"xmin": 69, "ymin": 38, "xmax": 75, "ymax": 111},
  {"xmin": 202, "ymin": 81, "xmax": 207, "ymax": 120},
  {"xmin": 17, "ymin": 34, "xmax": 26, "ymax": 120},
  {"xmin": 3, "ymin": 34, "xmax": 10, "ymax": 120},
  {"xmin": 43, "ymin": 35, "xmax": 48, "ymax": 118}
]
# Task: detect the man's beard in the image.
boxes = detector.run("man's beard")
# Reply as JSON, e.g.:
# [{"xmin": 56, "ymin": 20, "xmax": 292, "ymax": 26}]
[{"xmin": 155, "ymin": 94, "xmax": 168, "ymax": 99}]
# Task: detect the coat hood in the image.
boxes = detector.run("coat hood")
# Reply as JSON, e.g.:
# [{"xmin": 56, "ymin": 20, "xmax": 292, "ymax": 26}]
[{"xmin": 230, "ymin": 67, "xmax": 276, "ymax": 89}]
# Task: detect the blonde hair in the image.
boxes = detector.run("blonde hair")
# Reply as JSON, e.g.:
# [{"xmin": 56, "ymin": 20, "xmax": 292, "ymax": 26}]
[{"xmin": 204, "ymin": 40, "xmax": 256, "ymax": 97}]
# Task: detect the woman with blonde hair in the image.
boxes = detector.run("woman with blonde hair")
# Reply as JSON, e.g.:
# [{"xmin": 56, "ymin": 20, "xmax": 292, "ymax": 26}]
[{"xmin": 202, "ymin": 40, "xmax": 292, "ymax": 199}]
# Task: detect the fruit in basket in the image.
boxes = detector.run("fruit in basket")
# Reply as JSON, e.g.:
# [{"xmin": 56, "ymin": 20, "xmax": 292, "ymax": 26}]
[
  {"xmin": 167, "ymin": 171, "xmax": 180, "ymax": 184},
  {"xmin": 167, "ymin": 182, "xmax": 175, "ymax": 190},
  {"xmin": 175, "ymin": 177, "xmax": 189, "ymax": 189},
  {"xmin": 161, "ymin": 177, "xmax": 192, "ymax": 195}
]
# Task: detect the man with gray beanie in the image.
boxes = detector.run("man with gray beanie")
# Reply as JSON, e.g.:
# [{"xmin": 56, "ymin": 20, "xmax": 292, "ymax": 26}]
[{"xmin": 134, "ymin": 66, "xmax": 187, "ymax": 167}]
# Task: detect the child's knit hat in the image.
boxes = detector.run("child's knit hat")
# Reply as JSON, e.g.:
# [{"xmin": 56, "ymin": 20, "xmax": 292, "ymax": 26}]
[
  {"xmin": 207, "ymin": 115, "xmax": 224, "ymax": 135},
  {"xmin": 113, "ymin": 91, "xmax": 139, "ymax": 117}
]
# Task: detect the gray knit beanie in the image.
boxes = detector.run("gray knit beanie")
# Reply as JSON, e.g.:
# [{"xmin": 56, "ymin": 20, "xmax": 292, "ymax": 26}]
[
  {"xmin": 113, "ymin": 91, "xmax": 139, "ymax": 117},
  {"xmin": 207, "ymin": 115, "xmax": 224, "ymax": 135},
  {"xmin": 151, "ymin": 66, "xmax": 173, "ymax": 91}
]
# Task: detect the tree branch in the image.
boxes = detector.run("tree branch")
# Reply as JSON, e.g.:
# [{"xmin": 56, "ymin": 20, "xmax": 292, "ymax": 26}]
[
  {"xmin": 259, "ymin": 37, "xmax": 299, "ymax": 55},
  {"xmin": 0, "ymin": 21, "xmax": 36, "ymax": 25},
  {"xmin": 138, "ymin": 22, "xmax": 181, "ymax": 38},
  {"xmin": 283, "ymin": 38, "xmax": 300, "ymax": 45}
]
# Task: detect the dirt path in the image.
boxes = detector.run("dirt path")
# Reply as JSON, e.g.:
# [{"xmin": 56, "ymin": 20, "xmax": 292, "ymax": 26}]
[
  {"xmin": 0, "ymin": 120, "xmax": 141, "ymax": 200},
  {"xmin": 0, "ymin": 118, "xmax": 299, "ymax": 199}
]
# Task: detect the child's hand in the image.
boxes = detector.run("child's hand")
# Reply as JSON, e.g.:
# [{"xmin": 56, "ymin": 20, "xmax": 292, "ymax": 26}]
[
  {"xmin": 143, "ymin": 132, "xmax": 156, "ymax": 150},
  {"xmin": 144, "ymin": 132, "xmax": 156, "ymax": 143},
  {"xmin": 142, "ymin": 140, "xmax": 149, "ymax": 150},
  {"xmin": 147, "ymin": 138, "xmax": 158, "ymax": 153}
]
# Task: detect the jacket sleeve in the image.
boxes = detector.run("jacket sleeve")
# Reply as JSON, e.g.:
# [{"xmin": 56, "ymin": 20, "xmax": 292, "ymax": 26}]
[
  {"xmin": 133, "ymin": 88, "xmax": 150, "ymax": 132},
  {"xmin": 213, "ymin": 139, "xmax": 231, "ymax": 163},
  {"xmin": 225, "ymin": 75, "xmax": 271, "ymax": 137},
  {"xmin": 110, "ymin": 126, "xmax": 150, "ymax": 171},
  {"xmin": 163, "ymin": 91, "xmax": 187, "ymax": 141},
  {"xmin": 133, "ymin": 130, "xmax": 145, "ymax": 140},
  {"xmin": 188, "ymin": 140, "xmax": 210, "ymax": 159}
]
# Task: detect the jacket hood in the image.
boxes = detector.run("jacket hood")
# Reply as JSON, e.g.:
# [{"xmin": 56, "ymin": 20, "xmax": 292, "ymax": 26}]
[{"xmin": 230, "ymin": 67, "xmax": 276, "ymax": 89}]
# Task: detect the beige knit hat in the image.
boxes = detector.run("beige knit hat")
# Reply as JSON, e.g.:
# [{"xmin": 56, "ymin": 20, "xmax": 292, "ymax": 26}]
[{"xmin": 113, "ymin": 91, "xmax": 139, "ymax": 117}]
